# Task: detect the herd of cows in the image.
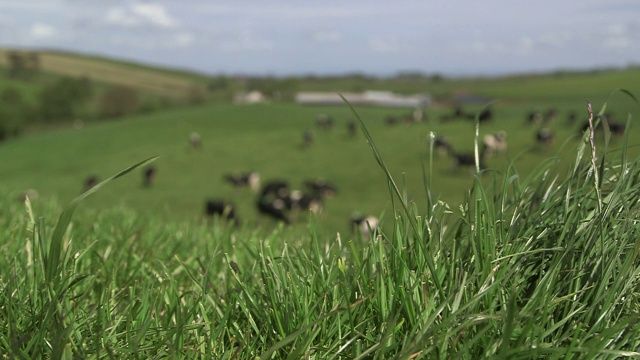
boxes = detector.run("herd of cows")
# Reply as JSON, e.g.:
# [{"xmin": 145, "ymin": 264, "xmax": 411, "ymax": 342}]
[
  {"xmin": 432, "ymin": 105, "xmax": 626, "ymax": 170},
  {"xmin": 16, "ymin": 103, "xmax": 625, "ymax": 237}
]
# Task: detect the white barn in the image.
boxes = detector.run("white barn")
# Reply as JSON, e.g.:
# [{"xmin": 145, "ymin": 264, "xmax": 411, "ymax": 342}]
[{"xmin": 295, "ymin": 91, "xmax": 432, "ymax": 108}]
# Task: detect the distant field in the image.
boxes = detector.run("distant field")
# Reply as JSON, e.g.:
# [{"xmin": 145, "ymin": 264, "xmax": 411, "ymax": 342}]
[
  {"xmin": 2, "ymin": 92, "xmax": 638, "ymax": 236},
  {"xmin": 1, "ymin": 51, "xmax": 639, "ymax": 234},
  {"xmin": 0, "ymin": 49, "xmax": 208, "ymax": 99}
]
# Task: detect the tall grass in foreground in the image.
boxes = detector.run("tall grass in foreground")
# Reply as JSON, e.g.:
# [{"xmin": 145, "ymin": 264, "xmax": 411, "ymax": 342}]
[{"xmin": 1, "ymin": 95, "xmax": 640, "ymax": 359}]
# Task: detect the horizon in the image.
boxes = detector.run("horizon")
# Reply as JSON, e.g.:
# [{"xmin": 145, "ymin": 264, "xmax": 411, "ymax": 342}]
[
  {"xmin": 1, "ymin": 1, "xmax": 639, "ymax": 77},
  {"xmin": 5, "ymin": 45, "xmax": 636, "ymax": 81}
]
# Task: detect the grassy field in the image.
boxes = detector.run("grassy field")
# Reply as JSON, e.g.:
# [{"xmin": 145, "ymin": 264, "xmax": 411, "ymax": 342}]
[
  {"xmin": 0, "ymin": 49, "xmax": 208, "ymax": 99},
  {"xmin": 1, "ymin": 54, "xmax": 640, "ymax": 356},
  {"xmin": 1, "ymin": 108, "xmax": 639, "ymax": 357},
  {"xmin": 1, "ymin": 87, "xmax": 639, "ymax": 237}
]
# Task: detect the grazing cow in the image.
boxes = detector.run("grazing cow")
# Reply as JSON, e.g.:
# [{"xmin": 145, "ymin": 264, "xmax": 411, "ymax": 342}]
[
  {"xmin": 444, "ymin": 144, "xmax": 487, "ymax": 170},
  {"xmin": 536, "ymin": 128, "xmax": 554, "ymax": 146},
  {"xmin": 316, "ymin": 114, "xmax": 334, "ymax": 130},
  {"xmin": 276, "ymin": 180, "xmax": 336, "ymax": 218},
  {"xmin": 260, "ymin": 180, "xmax": 290, "ymax": 199},
  {"xmin": 143, "ymin": 166, "xmax": 156, "ymax": 188},
  {"xmin": 433, "ymin": 135, "xmax": 453, "ymax": 156},
  {"xmin": 526, "ymin": 110, "xmax": 543, "ymax": 125},
  {"xmin": 223, "ymin": 171, "xmax": 261, "ymax": 192},
  {"xmin": 280, "ymin": 189, "xmax": 324, "ymax": 219},
  {"xmin": 477, "ymin": 107, "xmax": 493, "ymax": 122},
  {"xmin": 347, "ymin": 120, "xmax": 357, "ymax": 137},
  {"xmin": 451, "ymin": 151, "xmax": 484, "ymax": 169},
  {"xmin": 579, "ymin": 113, "xmax": 618, "ymax": 136},
  {"xmin": 385, "ymin": 115, "xmax": 399, "ymax": 126},
  {"xmin": 291, "ymin": 179, "xmax": 338, "ymax": 216},
  {"xmin": 601, "ymin": 114, "xmax": 626, "ymax": 137},
  {"xmin": 413, "ymin": 108, "xmax": 425, "ymax": 122},
  {"xmin": 256, "ymin": 179, "xmax": 336, "ymax": 223},
  {"xmin": 543, "ymin": 108, "xmax": 558, "ymax": 124},
  {"xmin": 350, "ymin": 214, "xmax": 379, "ymax": 239},
  {"xmin": 482, "ymin": 131, "xmax": 508, "ymax": 158},
  {"xmin": 17, "ymin": 189, "xmax": 39, "ymax": 202},
  {"xmin": 453, "ymin": 104, "xmax": 465, "ymax": 118},
  {"xmin": 257, "ymin": 197, "xmax": 290, "ymax": 224},
  {"xmin": 204, "ymin": 199, "xmax": 238, "ymax": 222},
  {"xmin": 304, "ymin": 179, "xmax": 337, "ymax": 198},
  {"xmin": 302, "ymin": 130, "xmax": 315, "ymax": 148},
  {"xmin": 566, "ymin": 111, "xmax": 578, "ymax": 127},
  {"xmin": 189, "ymin": 132, "xmax": 202, "ymax": 150},
  {"xmin": 83, "ymin": 175, "xmax": 99, "ymax": 192},
  {"xmin": 609, "ymin": 122, "xmax": 626, "ymax": 136}
]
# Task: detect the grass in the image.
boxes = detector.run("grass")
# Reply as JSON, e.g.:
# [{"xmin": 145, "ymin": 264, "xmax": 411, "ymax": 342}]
[
  {"xmin": 1, "ymin": 94, "xmax": 640, "ymax": 358},
  {"xmin": 0, "ymin": 49, "xmax": 208, "ymax": 99},
  {"xmin": 2, "ymin": 92, "xmax": 640, "ymax": 237}
]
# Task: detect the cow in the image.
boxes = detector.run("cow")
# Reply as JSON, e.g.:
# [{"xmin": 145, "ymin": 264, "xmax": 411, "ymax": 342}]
[
  {"xmin": 302, "ymin": 130, "xmax": 315, "ymax": 148},
  {"xmin": 204, "ymin": 199, "xmax": 238, "ymax": 222},
  {"xmin": 525, "ymin": 110, "xmax": 543, "ymax": 125},
  {"xmin": 433, "ymin": 135, "xmax": 453, "ymax": 156},
  {"xmin": 83, "ymin": 175, "xmax": 99, "ymax": 192},
  {"xmin": 256, "ymin": 197, "xmax": 290, "ymax": 224},
  {"xmin": 543, "ymin": 108, "xmax": 558, "ymax": 124},
  {"xmin": 189, "ymin": 132, "xmax": 202, "ymax": 150},
  {"xmin": 536, "ymin": 128, "xmax": 554, "ymax": 146},
  {"xmin": 315, "ymin": 114, "xmax": 334, "ymax": 130},
  {"xmin": 303, "ymin": 179, "xmax": 337, "ymax": 198},
  {"xmin": 385, "ymin": 115, "xmax": 399, "ymax": 126},
  {"xmin": 482, "ymin": 131, "xmax": 507, "ymax": 158},
  {"xmin": 223, "ymin": 171, "xmax": 261, "ymax": 192},
  {"xmin": 350, "ymin": 214, "xmax": 379, "ymax": 239},
  {"xmin": 143, "ymin": 166, "xmax": 156, "ymax": 188},
  {"xmin": 347, "ymin": 120, "xmax": 357, "ymax": 137},
  {"xmin": 17, "ymin": 189, "xmax": 39, "ymax": 202}
]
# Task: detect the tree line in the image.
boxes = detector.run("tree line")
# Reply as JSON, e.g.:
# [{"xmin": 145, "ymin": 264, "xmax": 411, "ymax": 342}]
[{"xmin": 0, "ymin": 51, "xmax": 156, "ymax": 141}]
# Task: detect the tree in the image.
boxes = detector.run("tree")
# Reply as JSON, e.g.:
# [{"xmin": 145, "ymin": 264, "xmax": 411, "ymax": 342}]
[
  {"xmin": 37, "ymin": 77, "xmax": 93, "ymax": 122},
  {"xmin": 5, "ymin": 51, "xmax": 40, "ymax": 79},
  {"xmin": 0, "ymin": 87, "xmax": 30, "ymax": 140}
]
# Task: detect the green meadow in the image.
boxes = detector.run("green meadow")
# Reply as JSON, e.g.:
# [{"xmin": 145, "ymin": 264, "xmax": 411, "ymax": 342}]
[
  {"xmin": 2, "ymin": 92, "xmax": 639, "ymax": 235},
  {"xmin": 2, "ymin": 51, "xmax": 640, "ymax": 357}
]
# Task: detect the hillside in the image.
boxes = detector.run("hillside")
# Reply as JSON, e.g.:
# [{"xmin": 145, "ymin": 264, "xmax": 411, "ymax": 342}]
[{"xmin": 0, "ymin": 48, "xmax": 209, "ymax": 99}]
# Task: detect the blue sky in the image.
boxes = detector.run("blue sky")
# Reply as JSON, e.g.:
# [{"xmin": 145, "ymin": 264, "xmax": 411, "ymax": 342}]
[{"xmin": 0, "ymin": 0, "xmax": 638, "ymax": 76}]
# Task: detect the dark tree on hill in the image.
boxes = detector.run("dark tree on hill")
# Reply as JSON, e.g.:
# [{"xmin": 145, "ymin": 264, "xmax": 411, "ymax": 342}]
[
  {"xmin": 245, "ymin": 76, "xmax": 299, "ymax": 101},
  {"xmin": 37, "ymin": 77, "xmax": 93, "ymax": 122},
  {"xmin": 5, "ymin": 51, "xmax": 40, "ymax": 79},
  {"xmin": 0, "ymin": 87, "xmax": 33, "ymax": 140}
]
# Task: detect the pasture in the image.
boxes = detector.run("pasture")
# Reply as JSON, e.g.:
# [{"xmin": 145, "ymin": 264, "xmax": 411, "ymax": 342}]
[
  {"xmin": 1, "ymin": 89, "xmax": 639, "ymax": 236},
  {"xmin": 2, "ymin": 59, "xmax": 640, "ymax": 356},
  {"xmin": 2, "ymin": 99, "xmax": 640, "ymax": 357},
  {"xmin": 0, "ymin": 49, "xmax": 208, "ymax": 100}
]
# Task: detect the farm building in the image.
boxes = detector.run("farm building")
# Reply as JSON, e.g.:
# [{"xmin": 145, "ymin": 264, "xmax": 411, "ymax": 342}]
[
  {"xmin": 295, "ymin": 90, "xmax": 432, "ymax": 108},
  {"xmin": 234, "ymin": 90, "xmax": 267, "ymax": 104}
]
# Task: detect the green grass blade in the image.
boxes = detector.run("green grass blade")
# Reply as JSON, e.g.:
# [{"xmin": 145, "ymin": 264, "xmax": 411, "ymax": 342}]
[{"xmin": 45, "ymin": 156, "xmax": 158, "ymax": 283}]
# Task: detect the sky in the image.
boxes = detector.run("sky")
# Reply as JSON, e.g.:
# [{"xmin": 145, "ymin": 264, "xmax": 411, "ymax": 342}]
[{"xmin": 0, "ymin": 0, "xmax": 639, "ymax": 77}]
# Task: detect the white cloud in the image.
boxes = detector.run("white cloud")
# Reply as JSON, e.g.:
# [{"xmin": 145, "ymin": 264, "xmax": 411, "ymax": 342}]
[
  {"xmin": 31, "ymin": 23, "xmax": 56, "ymax": 39},
  {"xmin": 105, "ymin": 4, "xmax": 177, "ymax": 29},
  {"xmin": 131, "ymin": 4, "xmax": 176, "ymax": 28}
]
